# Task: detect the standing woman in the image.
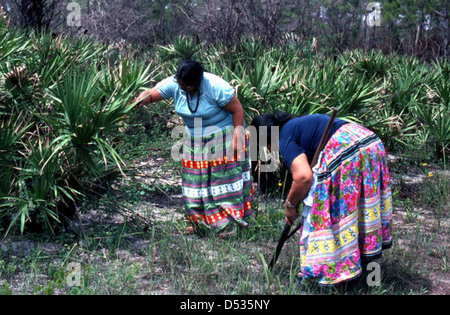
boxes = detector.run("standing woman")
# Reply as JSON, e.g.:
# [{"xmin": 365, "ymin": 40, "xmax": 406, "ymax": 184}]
[
  {"xmin": 251, "ymin": 112, "xmax": 393, "ymax": 286},
  {"xmin": 131, "ymin": 60, "xmax": 253, "ymax": 234}
]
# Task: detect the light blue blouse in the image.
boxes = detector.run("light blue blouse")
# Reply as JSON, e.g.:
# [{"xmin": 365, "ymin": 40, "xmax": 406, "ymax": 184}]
[{"xmin": 155, "ymin": 72, "xmax": 235, "ymax": 136}]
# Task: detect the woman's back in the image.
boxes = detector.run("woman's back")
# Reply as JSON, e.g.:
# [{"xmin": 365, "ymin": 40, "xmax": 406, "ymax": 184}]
[{"xmin": 279, "ymin": 114, "xmax": 348, "ymax": 167}]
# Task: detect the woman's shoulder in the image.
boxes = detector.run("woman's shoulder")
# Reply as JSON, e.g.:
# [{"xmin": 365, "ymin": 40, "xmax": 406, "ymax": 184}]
[
  {"xmin": 283, "ymin": 115, "xmax": 307, "ymax": 128},
  {"xmin": 288, "ymin": 114, "xmax": 328, "ymax": 125},
  {"xmin": 155, "ymin": 75, "xmax": 177, "ymax": 89},
  {"xmin": 280, "ymin": 118, "xmax": 300, "ymax": 138},
  {"xmin": 281, "ymin": 115, "xmax": 316, "ymax": 135},
  {"xmin": 203, "ymin": 72, "xmax": 221, "ymax": 81}
]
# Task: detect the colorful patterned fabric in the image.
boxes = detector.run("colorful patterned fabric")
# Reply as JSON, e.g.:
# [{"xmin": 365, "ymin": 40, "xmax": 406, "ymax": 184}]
[
  {"xmin": 181, "ymin": 127, "xmax": 253, "ymax": 232},
  {"xmin": 299, "ymin": 123, "xmax": 393, "ymax": 286}
]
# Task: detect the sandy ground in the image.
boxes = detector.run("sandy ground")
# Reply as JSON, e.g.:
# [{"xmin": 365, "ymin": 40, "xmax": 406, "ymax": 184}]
[{"xmin": 1, "ymin": 153, "xmax": 449, "ymax": 295}]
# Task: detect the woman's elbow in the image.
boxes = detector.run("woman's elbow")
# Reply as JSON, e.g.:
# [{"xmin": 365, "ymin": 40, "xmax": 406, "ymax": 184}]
[{"xmin": 293, "ymin": 174, "xmax": 312, "ymax": 187}]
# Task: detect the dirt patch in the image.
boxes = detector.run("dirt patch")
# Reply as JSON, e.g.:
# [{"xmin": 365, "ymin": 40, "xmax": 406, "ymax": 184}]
[{"xmin": 1, "ymin": 153, "xmax": 448, "ymax": 295}]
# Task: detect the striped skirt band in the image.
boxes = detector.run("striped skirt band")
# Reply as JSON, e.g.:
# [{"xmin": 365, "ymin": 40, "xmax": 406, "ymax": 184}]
[{"xmin": 181, "ymin": 127, "xmax": 253, "ymax": 232}]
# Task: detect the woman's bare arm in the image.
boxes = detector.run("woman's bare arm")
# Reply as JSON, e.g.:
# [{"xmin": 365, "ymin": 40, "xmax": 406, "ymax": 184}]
[
  {"xmin": 223, "ymin": 95, "xmax": 245, "ymax": 157},
  {"xmin": 130, "ymin": 88, "xmax": 165, "ymax": 107},
  {"xmin": 285, "ymin": 153, "xmax": 313, "ymax": 225}
]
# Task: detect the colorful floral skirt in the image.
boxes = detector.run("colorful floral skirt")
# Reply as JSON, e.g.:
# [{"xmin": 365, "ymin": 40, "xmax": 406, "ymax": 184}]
[
  {"xmin": 299, "ymin": 123, "xmax": 393, "ymax": 285},
  {"xmin": 181, "ymin": 127, "xmax": 253, "ymax": 232}
]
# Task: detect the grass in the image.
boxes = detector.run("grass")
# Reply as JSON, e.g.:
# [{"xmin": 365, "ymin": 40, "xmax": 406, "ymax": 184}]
[
  {"xmin": 0, "ymin": 127, "xmax": 449, "ymax": 296},
  {"xmin": 1, "ymin": 25, "xmax": 449, "ymax": 295},
  {"xmin": 0, "ymin": 203, "xmax": 441, "ymax": 295}
]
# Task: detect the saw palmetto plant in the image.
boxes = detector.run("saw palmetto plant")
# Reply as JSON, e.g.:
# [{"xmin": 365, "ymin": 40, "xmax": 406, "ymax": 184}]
[
  {"xmin": 156, "ymin": 36, "xmax": 204, "ymax": 64},
  {"xmin": 219, "ymin": 58, "xmax": 293, "ymax": 122},
  {"xmin": 415, "ymin": 77, "xmax": 450, "ymax": 161},
  {"xmin": 0, "ymin": 25, "xmax": 28, "ymax": 66},
  {"xmin": 1, "ymin": 20, "xmax": 449, "ymax": 235},
  {"xmin": 3, "ymin": 65, "xmax": 40, "ymax": 98},
  {"xmin": 46, "ymin": 61, "xmax": 152, "ymax": 176},
  {"xmin": 0, "ymin": 25, "xmax": 152, "ymax": 234}
]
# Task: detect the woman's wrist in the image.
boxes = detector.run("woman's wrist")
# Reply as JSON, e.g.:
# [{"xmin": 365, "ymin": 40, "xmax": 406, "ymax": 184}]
[
  {"xmin": 139, "ymin": 93, "xmax": 151, "ymax": 106},
  {"xmin": 285, "ymin": 199, "xmax": 298, "ymax": 209},
  {"xmin": 135, "ymin": 91, "xmax": 153, "ymax": 107}
]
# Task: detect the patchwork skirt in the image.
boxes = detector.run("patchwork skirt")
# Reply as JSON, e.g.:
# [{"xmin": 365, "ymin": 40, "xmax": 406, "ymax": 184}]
[
  {"xmin": 299, "ymin": 123, "xmax": 393, "ymax": 285},
  {"xmin": 181, "ymin": 127, "xmax": 253, "ymax": 232}
]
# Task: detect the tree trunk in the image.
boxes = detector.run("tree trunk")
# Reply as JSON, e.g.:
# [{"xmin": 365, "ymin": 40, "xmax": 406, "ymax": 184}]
[
  {"xmin": 13, "ymin": 0, "xmax": 58, "ymax": 31},
  {"xmin": 445, "ymin": 10, "xmax": 450, "ymax": 57}
]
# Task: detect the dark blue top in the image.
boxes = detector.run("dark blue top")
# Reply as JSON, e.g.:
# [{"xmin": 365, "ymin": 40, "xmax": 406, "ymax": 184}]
[{"xmin": 279, "ymin": 114, "xmax": 348, "ymax": 169}]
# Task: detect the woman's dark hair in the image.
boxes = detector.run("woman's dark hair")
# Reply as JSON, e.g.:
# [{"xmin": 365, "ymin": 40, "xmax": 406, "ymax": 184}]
[
  {"xmin": 250, "ymin": 111, "xmax": 296, "ymax": 133},
  {"xmin": 250, "ymin": 111, "xmax": 297, "ymax": 147},
  {"xmin": 175, "ymin": 60, "xmax": 204, "ymax": 88}
]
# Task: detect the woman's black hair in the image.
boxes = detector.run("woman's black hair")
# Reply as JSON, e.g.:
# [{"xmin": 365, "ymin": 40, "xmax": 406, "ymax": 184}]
[
  {"xmin": 250, "ymin": 111, "xmax": 297, "ymax": 134},
  {"xmin": 250, "ymin": 111, "xmax": 297, "ymax": 148},
  {"xmin": 175, "ymin": 60, "xmax": 204, "ymax": 88}
]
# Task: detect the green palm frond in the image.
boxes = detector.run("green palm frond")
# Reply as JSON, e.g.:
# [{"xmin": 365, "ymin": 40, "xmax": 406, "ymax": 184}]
[{"xmin": 157, "ymin": 36, "xmax": 204, "ymax": 63}]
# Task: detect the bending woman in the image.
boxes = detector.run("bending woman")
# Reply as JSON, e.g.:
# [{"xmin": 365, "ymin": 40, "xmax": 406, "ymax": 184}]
[
  {"xmin": 251, "ymin": 112, "xmax": 393, "ymax": 285},
  {"xmin": 131, "ymin": 60, "xmax": 253, "ymax": 234}
]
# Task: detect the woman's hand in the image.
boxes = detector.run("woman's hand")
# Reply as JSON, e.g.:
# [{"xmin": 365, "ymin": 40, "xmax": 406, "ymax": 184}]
[
  {"xmin": 230, "ymin": 127, "xmax": 245, "ymax": 159},
  {"xmin": 285, "ymin": 202, "xmax": 299, "ymax": 226},
  {"xmin": 128, "ymin": 89, "xmax": 164, "ymax": 108},
  {"xmin": 223, "ymin": 95, "xmax": 245, "ymax": 161},
  {"xmin": 127, "ymin": 98, "xmax": 144, "ymax": 108}
]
